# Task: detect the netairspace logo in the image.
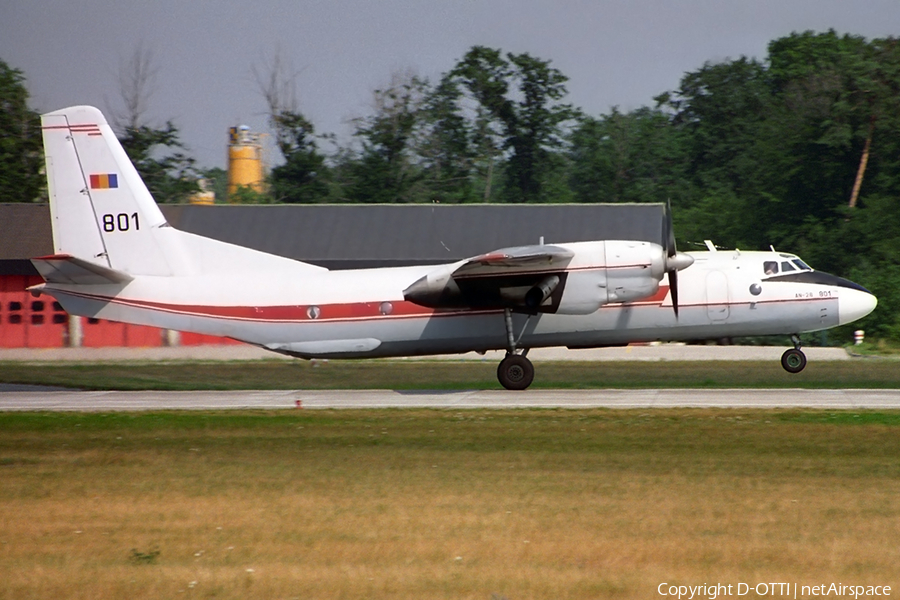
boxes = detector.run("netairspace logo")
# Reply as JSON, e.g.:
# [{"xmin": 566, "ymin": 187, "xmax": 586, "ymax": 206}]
[{"xmin": 657, "ymin": 582, "xmax": 892, "ymax": 599}]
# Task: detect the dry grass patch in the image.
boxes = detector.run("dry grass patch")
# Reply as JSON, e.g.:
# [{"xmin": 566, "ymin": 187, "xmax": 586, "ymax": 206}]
[{"xmin": 0, "ymin": 409, "xmax": 898, "ymax": 599}]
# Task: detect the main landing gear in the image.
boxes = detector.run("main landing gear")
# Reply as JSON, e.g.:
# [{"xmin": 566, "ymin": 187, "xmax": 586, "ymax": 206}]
[
  {"xmin": 497, "ymin": 308, "xmax": 534, "ymax": 390},
  {"xmin": 781, "ymin": 334, "xmax": 807, "ymax": 374}
]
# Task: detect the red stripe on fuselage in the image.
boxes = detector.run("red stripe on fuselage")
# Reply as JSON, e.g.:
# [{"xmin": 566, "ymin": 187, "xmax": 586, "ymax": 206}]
[
  {"xmin": 44, "ymin": 285, "xmax": 833, "ymax": 326},
  {"xmin": 54, "ymin": 289, "xmax": 483, "ymax": 323},
  {"xmin": 50, "ymin": 285, "xmax": 673, "ymax": 324}
]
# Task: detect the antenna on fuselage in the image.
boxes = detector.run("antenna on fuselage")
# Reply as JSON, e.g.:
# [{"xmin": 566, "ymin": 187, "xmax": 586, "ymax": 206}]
[{"xmin": 704, "ymin": 240, "xmax": 717, "ymax": 252}]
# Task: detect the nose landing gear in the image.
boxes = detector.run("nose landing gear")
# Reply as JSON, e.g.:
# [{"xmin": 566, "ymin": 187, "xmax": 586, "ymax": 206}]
[{"xmin": 781, "ymin": 334, "xmax": 807, "ymax": 374}]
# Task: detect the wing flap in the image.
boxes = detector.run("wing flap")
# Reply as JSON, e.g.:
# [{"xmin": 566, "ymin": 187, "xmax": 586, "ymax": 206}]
[{"xmin": 31, "ymin": 254, "xmax": 134, "ymax": 285}]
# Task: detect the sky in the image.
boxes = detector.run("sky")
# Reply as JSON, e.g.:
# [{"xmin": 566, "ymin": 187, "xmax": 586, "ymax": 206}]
[{"xmin": 4, "ymin": 0, "xmax": 900, "ymax": 170}]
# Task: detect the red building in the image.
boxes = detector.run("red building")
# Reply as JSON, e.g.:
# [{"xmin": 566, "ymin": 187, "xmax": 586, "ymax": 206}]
[{"xmin": 0, "ymin": 204, "xmax": 236, "ymax": 348}]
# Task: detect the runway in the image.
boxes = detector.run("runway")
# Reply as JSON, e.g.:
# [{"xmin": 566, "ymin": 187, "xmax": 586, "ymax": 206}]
[{"xmin": 1, "ymin": 388, "xmax": 900, "ymax": 411}]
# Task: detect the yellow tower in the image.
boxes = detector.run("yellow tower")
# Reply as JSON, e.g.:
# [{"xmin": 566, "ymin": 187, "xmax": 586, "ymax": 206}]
[{"xmin": 227, "ymin": 125, "xmax": 264, "ymax": 199}]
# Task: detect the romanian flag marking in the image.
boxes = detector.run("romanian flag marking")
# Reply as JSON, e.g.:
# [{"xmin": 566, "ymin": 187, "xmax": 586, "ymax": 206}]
[{"xmin": 89, "ymin": 173, "xmax": 118, "ymax": 189}]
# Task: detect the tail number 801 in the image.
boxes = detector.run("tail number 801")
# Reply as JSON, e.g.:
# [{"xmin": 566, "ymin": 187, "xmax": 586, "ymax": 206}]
[{"xmin": 102, "ymin": 213, "xmax": 139, "ymax": 232}]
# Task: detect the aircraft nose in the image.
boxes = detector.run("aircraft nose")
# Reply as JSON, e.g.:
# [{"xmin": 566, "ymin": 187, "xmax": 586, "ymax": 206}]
[{"xmin": 838, "ymin": 287, "xmax": 878, "ymax": 326}]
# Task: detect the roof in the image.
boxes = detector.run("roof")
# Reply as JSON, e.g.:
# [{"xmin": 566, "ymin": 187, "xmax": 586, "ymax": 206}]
[
  {"xmin": 161, "ymin": 203, "xmax": 666, "ymax": 269},
  {"xmin": 0, "ymin": 203, "xmax": 666, "ymax": 272}
]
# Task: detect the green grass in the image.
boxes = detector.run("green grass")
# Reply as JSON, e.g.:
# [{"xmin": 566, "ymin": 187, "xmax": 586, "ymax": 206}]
[
  {"xmin": 849, "ymin": 339, "xmax": 900, "ymax": 356},
  {"xmin": 1, "ymin": 409, "xmax": 899, "ymax": 599},
  {"xmin": 2, "ymin": 358, "xmax": 900, "ymax": 390}
]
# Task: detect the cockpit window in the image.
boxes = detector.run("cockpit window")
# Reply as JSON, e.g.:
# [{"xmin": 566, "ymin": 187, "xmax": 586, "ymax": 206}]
[
  {"xmin": 781, "ymin": 261, "xmax": 796, "ymax": 272},
  {"xmin": 792, "ymin": 259, "xmax": 810, "ymax": 271},
  {"xmin": 763, "ymin": 261, "xmax": 778, "ymax": 275}
]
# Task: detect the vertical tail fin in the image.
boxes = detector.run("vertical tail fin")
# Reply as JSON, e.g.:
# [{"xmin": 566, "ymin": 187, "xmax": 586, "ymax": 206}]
[
  {"xmin": 40, "ymin": 105, "xmax": 326, "ymax": 279},
  {"xmin": 41, "ymin": 106, "xmax": 178, "ymax": 276}
]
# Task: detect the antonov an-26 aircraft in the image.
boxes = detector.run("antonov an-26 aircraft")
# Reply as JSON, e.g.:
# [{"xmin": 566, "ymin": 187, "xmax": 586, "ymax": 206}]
[{"xmin": 30, "ymin": 106, "xmax": 878, "ymax": 389}]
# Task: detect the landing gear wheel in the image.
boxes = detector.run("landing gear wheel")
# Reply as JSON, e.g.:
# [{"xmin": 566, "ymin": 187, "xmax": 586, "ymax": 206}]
[
  {"xmin": 497, "ymin": 355, "xmax": 535, "ymax": 391},
  {"xmin": 781, "ymin": 348, "xmax": 807, "ymax": 374}
]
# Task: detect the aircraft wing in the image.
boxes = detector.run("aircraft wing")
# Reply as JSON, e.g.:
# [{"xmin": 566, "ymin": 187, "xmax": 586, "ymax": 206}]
[
  {"xmin": 403, "ymin": 244, "xmax": 574, "ymax": 310},
  {"xmin": 31, "ymin": 254, "xmax": 134, "ymax": 285},
  {"xmin": 452, "ymin": 244, "xmax": 574, "ymax": 278}
]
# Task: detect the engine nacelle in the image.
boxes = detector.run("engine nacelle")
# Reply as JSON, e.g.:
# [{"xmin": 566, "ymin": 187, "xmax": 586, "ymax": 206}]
[
  {"xmin": 556, "ymin": 270, "xmax": 608, "ymax": 314},
  {"xmin": 555, "ymin": 240, "xmax": 663, "ymax": 314},
  {"xmin": 524, "ymin": 275, "xmax": 560, "ymax": 309}
]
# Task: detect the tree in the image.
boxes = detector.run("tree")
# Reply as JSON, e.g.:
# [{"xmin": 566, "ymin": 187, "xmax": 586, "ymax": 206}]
[
  {"xmin": 568, "ymin": 107, "xmax": 689, "ymax": 205},
  {"xmin": 107, "ymin": 41, "xmax": 158, "ymax": 132},
  {"xmin": 345, "ymin": 72, "xmax": 429, "ymax": 203},
  {"xmin": 254, "ymin": 48, "xmax": 330, "ymax": 203},
  {"xmin": 768, "ymin": 31, "xmax": 883, "ymax": 209},
  {"xmin": 415, "ymin": 76, "xmax": 479, "ymax": 203},
  {"xmin": 200, "ymin": 167, "xmax": 228, "ymax": 203},
  {"xmin": 228, "ymin": 184, "xmax": 271, "ymax": 204},
  {"xmin": 0, "ymin": 59, "xmax": 43, "ymax": 203},
  {"xmin": 448, "ymin": 47, "xmax": 578, "ymax": 203},
  {"xmin": 109, "ymin": 44, "xmax": 199, "ymax": 203},
  {"xmin": 269, "ymin": 111, "xmax": 330, "ymax": 203},
  {"xmin": 118, "ymin": 123, "xmax": 200, "ymax": 203}
]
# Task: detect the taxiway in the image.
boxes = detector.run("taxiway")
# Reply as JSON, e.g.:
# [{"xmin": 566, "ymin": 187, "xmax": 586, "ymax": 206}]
[{"xmin": 1, "ymin": 388, "xmax": 899, "ymax": 411}]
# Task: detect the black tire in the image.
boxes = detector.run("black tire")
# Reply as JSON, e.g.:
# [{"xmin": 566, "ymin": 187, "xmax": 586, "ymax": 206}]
[
  {"xmin": 497, "ymin": 355, "xmax": 535, "ymax": 391},
  {"xmin": 781, "ymin": 348, "xmax": 807, "ymax": 374}
]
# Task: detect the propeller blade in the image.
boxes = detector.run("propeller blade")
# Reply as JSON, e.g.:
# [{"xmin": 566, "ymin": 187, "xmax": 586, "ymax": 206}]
[
  {"xmin": 663, "ymin": 199, "xmax": 691, "ymax": 318},
  {"xmin": 668, "ymin": 269, "xmax": 679, "ymax": 318},
  {"xmin": 665, "ymin": 198, "xmax": 676, "ymax": 258}
]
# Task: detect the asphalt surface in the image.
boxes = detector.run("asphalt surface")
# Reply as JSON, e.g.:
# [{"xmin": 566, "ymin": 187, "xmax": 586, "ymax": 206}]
[{"xmin": 1, "ymin": 389, "xmax": 899, "ymax": 411}]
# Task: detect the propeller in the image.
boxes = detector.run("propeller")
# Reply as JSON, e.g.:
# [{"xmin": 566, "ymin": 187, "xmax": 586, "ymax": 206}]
[{"xmin": 662, "ymin": 199, "xmax": 694, "ymax": 317}]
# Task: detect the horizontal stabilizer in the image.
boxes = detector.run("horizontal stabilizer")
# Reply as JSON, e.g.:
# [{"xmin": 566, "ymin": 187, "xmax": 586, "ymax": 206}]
[{"xmin": 31, "ymin": 254, "xmax": 134, "ymax": 285}]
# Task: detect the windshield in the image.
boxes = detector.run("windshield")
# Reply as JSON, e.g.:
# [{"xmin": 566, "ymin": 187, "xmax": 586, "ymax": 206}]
[{"xmin": 763, "ymin": 256, "xmax": 812, "ymax": 276}]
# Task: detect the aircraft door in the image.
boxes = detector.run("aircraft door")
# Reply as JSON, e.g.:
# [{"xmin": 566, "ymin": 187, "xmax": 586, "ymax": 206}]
[{"xmin": 705, "ymin": 271, "xmax": 730, "ymax": 322}]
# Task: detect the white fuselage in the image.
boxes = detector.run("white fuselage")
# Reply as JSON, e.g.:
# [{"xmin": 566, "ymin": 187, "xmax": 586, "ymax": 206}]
[{"xmin": 39, "ymin": 247, "xmax": 875, "ymax": 359}]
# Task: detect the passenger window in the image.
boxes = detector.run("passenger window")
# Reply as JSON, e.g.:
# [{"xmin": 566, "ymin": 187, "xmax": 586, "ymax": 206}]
[
  {"xmin": 763, "ymin": 261, "xmax": 778, "ymax": 275},
  {"xmin": 781, "ymin": 261, "xmax": 796, "ymax": 272}
]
